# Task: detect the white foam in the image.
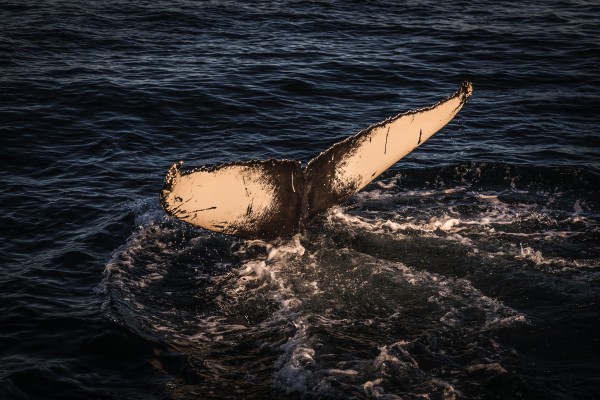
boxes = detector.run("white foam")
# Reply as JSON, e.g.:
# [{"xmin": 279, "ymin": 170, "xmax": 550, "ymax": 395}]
[
  {"xmin": 373, "ymin": 342, "xmax": 419, "ymax": 370},
  {"xmin": 573, "ymin": 199, "xmax": 585, "ymax": 213},
  {"xmin": 354, "ymin": 189, "xmax": 396, "ymax": 202},
  {"xmin": 519, "ymin": 244, "xmax": 545, "ymax": 264},
  {"xmin": 236, "ymin": 260, "xmax": 272, "ymax": 285},
  {"xmin": 324, "ymin": 368, "xmax": 360, "ymax": 376},
  {"xmin": 268, "ymin": 256, "xmax": 524, "ymax": 396},
  {"xmin": 273, "ymin": 321, "xmax": 316, "ymax": 394},
  {"xmin": 376, "ymin": 179, "xmax": 398, "ymax": 190},
  {"xmin": 437, "ymin": 217, "xmax": 461, "ymax": 231},
  {"xmin": 266, "ymin": 234, "xmax": 305, "ymax": 262},
  {"xmin": 473, "ymin": 193, "xmax": 502, "ymax": 204},
  {"xmin": 329, "ymin": 208, "xmax": 468, "ymax": 235},
  {"xmin": 516, "ymin": 243, "xmax": 600, "ymax": 270},
  {"xmin": 364, "ymin": 341, "xmax": 459, "ymax": 399},
  {"xmin": 328, "ymin": 207, "xmax": 377, "ymax": 231},
  {"xmin": 104, "ymin": 183, "xmax": 596, "ymax": 397},
  {"xmin": 465, "ymin": 362, "xmax": 508, "ymax": 374}
]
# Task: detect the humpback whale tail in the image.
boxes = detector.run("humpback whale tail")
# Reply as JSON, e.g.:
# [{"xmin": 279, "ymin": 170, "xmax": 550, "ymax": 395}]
[{"xmin": 161, "ymin": 82, "xmax": 473, "ymax": 239}]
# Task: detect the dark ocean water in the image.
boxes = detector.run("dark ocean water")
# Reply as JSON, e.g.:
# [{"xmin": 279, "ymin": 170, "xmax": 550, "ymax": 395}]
[{"xmin": 1, "ymin": 1, "xmax": 599, "ymax": 399}]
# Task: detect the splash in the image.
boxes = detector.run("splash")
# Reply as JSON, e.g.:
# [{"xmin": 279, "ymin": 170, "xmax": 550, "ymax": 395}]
[{"xmin": 102, "ymin": 163, "xmax": 598, "ymax": 398}]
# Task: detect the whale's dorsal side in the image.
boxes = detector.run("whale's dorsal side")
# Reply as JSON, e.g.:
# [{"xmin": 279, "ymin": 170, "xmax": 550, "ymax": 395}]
[{"xmin": 160, "ymin": 82, "xmax": 473, "ymax": 239}]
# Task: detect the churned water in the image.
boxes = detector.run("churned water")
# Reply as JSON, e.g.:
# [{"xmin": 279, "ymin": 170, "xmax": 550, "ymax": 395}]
[{"xmin": 1, "ymin": 1, "xmax": 599, "ymax": 399}]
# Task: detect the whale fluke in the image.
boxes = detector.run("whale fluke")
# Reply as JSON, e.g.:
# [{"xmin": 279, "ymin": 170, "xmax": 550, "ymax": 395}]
[{"xmin": 161, "ymin": 82, "xmax": 473, "ymax": 239}]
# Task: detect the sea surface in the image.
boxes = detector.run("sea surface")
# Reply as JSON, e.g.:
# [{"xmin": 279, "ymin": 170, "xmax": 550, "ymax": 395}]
[{"xmin": 1, "ymin": 1, "xmax": 599, "ymax": 399}]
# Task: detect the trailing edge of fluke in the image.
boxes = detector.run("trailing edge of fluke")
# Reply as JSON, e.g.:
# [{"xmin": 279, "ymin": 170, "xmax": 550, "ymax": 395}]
[{"xmin": 161, "ymin": 81, "xmax": 473, "ymax": 240}]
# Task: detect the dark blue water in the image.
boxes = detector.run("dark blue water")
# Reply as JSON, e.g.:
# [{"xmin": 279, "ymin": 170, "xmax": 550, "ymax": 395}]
[{"xmin": 2, "ymin": 1, "xmax": 599, "ymax": 399}]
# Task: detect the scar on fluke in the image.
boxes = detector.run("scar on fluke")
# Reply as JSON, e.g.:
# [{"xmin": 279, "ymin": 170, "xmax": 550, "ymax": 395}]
[
  {"xmin": 160, "ymin": 82, "xmax": 473, "ymax": 240},
  {"xmin": 242, "ymin": 176, "xmax": 251, "ymax": 197},
  {"xmin": 291, "ymin": 173, "xmax": 296, "ymax": 192},
  {"xmin": 190, "ymin": 206, "xmax": 217, "ymax": 213},
  {"xmin": 384, "ymin": 126, "xmax": 390, "ymax": 154}
]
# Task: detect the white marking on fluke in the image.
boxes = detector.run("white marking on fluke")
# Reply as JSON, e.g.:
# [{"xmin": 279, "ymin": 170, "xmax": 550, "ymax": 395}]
[{"xmin": 161, "ymin": 82, "xmax": 473, "ymax": 239}]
